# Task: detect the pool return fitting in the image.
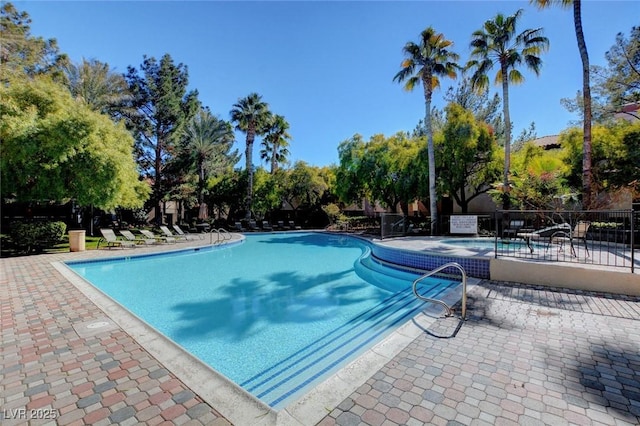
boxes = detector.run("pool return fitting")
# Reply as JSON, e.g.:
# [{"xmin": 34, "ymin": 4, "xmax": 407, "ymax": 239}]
[{"xmin": 412, "ymin": 262, "xmax": 467, "ymax": 321}]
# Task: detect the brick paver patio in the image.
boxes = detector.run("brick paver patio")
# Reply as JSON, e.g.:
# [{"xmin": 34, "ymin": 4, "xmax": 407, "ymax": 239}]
[{"xmin": 1, "ymin": 238, "xmax": 639, "ymax": 425}]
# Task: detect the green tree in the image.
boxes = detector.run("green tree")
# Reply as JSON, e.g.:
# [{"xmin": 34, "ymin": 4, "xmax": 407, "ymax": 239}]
[
  {"xmin": 358, "ymin": 133, "xmax": 423, "ymax": 214},
  {"xmin": 230, "ymin": 93, "xmax": 272, "ymax": 219},
  {"xmin": 208, "ymin": 170, "xmax": 247, "ymax": 220},
  {"xmin": 281, "ymin": 161, "xmax": 329, "ymax": 213},
  {"xmin": 512, "ymin": 122, "xmax": 538, "ymax": 152},
  {"xmin": 1, "ymin": 76, "xmax": 149, "ymax": 209},
  {"xmin": 62, "ymin": 58, "xmax": 133, "ymax": 121},
  {"xmin": 593, "ymin": 26, "xmax": 640, "ymax": 119},
  {"xmin": 0, "ymin": 2, "xmax": 68, "ymax": 80},
  {"xmin": 394, "ymin": 27, "xmax": 460, "ymax": 234},
  {"xmin": 533, "ymin": 0, "xmax": 593, "ymax": 207},
  {"xmin": 443, "ymin": 78, "xmax": 505, "ymax": 145},
  {"xmin": 336, "ymin": 134, "xmax": 368, "ymax": 205},
  {"xmin": 501, "ymin": 141, "xmax": 571, "ymax": 209},
  {"xmin": 336, "ymin": 133, "xmax": 425, "ymax": 215},
  {"xmin": 437, "ymin": 103, "xmax": 501, "ymax": 213},
  {"xmin": 125, "ymin": 54, "xmax": 200, "ymax": 225},
  {"xmin": 467, "ymin": 9, "xmax": 549, "ymax": 210},
  {"xmin": 252, "ymin": 167, "xmax": 283, "ymax": 220},
  {"xmin": 178, "ymin": 108, "xmax": 238, "ymax": 208},
  {"xmin": 261, "ymin": 114, "xmax": 291, "ymax": 174},
  {"xmin": 561, "ymin": 121, "xmax": 640, "ymax": 194}
]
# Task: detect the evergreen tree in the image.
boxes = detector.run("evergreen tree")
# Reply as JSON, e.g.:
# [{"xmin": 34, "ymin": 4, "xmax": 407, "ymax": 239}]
[{"xmin": 125, "ymin": 54, "xmax": 200, "ymax": 225}]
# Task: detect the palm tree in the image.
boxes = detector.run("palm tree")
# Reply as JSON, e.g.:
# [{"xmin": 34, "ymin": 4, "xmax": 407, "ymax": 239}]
[
  {"xmin": 467, "ymin": 9, "xmax": 549, "ymax": 210},
  {"xmin": 532, "ymin": 0, "xmax": 592, "ymax": 208},
  {"xmin": 62, "ymin": 58, "xmax": 132, "ymax": 120},
  {"xmin": 230, "ymin": 93, "xmax": 271, "ymax": 219},
  {"xmin": 393, "ymin": 27, "xmax": 459, "ymax": 235},
  {"xmin": 261, "ymin": 114, "xmax": 291, "ymax": 174},
  {"xmin": 182, "ymin": 109, "xmax": 237, "ymax": 207}
]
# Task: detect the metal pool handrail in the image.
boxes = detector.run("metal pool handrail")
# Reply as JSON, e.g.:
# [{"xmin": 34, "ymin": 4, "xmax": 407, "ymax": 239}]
[
  {"xmin": 209, "ymin": 228, "xmax": 232, "ymax": 244},
  {"xmin": 412, "ymin": 262, "xmax": 467, "ymax": 320}
]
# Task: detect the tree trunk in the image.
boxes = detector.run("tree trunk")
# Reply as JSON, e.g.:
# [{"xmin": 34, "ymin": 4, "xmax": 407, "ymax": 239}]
[
  {"xmin": 574, "ymin": 0, "xmax": 592, "ymax": 208},
  {"xmin": 198, "ymin": 160, "xmax": 205, "ymax": 205},
  {"xmin": 423, "ymin": 74, "xmax": 438, "ymax": 235},
  {"xmin": 245, "ymin": 125, "xmax": 255, "ymax": 220},
  {"xmin": 154, "ymin": 136, "xmax": 163, "ymax": 225},
  {"xmin": 271, "ymin": 142, "xmax": 278, "ymax": 174},
  {"xmin": 501, "ymin": 62, "xmax": 512, "ymax": 211}
]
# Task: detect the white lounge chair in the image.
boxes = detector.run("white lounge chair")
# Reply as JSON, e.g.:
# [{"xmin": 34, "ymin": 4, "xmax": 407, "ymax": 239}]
[
  {"xmin": 98, "ymin": 228, "xmax": 136, "ymax": 249},
  {"xmin": 120, "ymin": 230, "xmax": 156, "ymax": 245},
  {"xmin": 159, "ymin": 225, "xmax": 187, "ymax": 242},
  {"xmin": 139, "ymin": 229, "xmax": 175, "ymax": 244},
  {"xmin": 172, "ymin": 224, "xmax": 204, "ymax": 240}
]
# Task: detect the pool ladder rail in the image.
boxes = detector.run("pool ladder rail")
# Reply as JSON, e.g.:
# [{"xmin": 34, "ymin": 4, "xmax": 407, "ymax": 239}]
[
  {"xmin": 209, "ymin": 228, "xmax": 233, "ymax": 245},
  {"xmin": 412, "ymin": 262, "xmax": 467, "ymax": 321}
]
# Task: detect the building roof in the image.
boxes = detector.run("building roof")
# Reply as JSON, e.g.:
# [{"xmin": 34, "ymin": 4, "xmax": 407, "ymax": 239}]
[
  {"xmin": 531, "ymin": 135, "xmax": 561, "ymax": 150},
  {"xmin": 614, "ymin": 102, "xmax": 640, "ymax": 122}
]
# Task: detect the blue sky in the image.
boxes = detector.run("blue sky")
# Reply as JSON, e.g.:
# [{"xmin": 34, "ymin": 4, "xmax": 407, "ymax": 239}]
[{"xmin": 18, "ymin": 1, "xmax": 640, "ymax": 167}]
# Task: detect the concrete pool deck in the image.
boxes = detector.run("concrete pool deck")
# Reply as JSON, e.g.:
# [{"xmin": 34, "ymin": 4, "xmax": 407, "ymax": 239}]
[{"xmin": 1, "ymin": 233, "xmax": 639, "ymax": 425}]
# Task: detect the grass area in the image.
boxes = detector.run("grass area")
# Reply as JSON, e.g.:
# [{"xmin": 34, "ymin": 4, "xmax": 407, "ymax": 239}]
[{"xmin": 0, "ymin": 234, "xmax": 102, "ymax": 258}]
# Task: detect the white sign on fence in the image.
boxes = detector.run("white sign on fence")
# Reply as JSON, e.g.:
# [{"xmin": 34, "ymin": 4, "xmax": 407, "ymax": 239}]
[{"xmin": 450, "ymin": 215, "xmax": 478, "ymax": 234}]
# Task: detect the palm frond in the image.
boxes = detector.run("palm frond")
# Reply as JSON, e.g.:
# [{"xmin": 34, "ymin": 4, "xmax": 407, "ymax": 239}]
[{"xmin": 508, "ymin": 69, "xmax": 524, "ymax": 84}]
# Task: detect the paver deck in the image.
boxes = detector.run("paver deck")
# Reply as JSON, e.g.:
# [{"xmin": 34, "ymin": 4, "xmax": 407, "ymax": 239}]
[{"xmin": 1, "ymin": 234, "xmax": 639, "ymax": 425}]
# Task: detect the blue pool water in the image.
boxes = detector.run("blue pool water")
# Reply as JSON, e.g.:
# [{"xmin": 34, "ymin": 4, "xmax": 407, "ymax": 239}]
[{"xmin": 67, "ymin": 232, "xmax": 458, "ymax": 408}]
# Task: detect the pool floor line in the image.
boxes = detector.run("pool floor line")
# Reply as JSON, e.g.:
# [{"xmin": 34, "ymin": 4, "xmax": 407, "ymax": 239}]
[{"xmin": 52, "ymin": 255, "xmax": 477, "ymax": 426}]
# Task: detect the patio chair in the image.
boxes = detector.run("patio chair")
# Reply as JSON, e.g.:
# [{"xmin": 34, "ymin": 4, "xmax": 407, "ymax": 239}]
[
  {"xmin": 234, "ymin": 222, "xmax": 246, "ymax": 232},
  {"xmin": 248, "ymin": 220, "xmax": 260, "ymax": 231},
  {"xmin": 262, "ymin": 221, "xmax": 273, "ymax": 231},
  {"xmin": 159, "ymin": 225, "xmax": 189, "ymax": 242},
  {"xmin": 120, "ymin": 229, "xmax": 156, "ymax": 245},
  {"xmin": 139, "ymin": 229, "xmax": 176, "ymax": 244},
  {"xmin": 277, "ymin": 220, "xmax": 290, "ymax": 230},
  {"xmin": 171, "ymin": 224, "xmax": 203, "ymax": 240},
  {"xmin": 550, "ymin": 221, "xmax": 591, "ymax": 257},
  {"xmin": 288, "ymin": 220, "xmax": 302, "ymax": 230},
  {"xmin": 517, "ymin": 223, "xmax": 571, "ymax": 253},
  {"xmin": 98, "ymin": 228, "xmax": 136, "ymax": 249},
  {"xmin": 502, "ymin": 219, "xmax": 524, "ymax": 240}
]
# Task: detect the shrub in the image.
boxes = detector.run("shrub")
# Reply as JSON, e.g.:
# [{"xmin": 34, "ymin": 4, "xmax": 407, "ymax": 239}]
[
  {"xmin": 322, "ymin": 203, "xmax": 344, "ymax": 224},
  {"xmin": 9, "ymin": 221, "xmax": 67, "ymax": 253}
]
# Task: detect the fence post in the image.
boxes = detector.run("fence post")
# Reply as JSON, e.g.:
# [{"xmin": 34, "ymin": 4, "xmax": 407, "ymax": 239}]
[{"xmin": 632, "ymin": 209, "xmax": 635, "ymax": 274}]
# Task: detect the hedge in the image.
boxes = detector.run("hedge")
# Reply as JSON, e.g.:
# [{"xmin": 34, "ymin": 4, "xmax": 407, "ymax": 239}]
[{"xmin": 9, "ymin": 221, "xmax": 67, "ymax": 253}]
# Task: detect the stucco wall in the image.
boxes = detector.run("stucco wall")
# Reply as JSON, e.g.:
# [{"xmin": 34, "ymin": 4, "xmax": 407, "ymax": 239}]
[{"xmin": 490, "ymin": 258, "xmax": 640, "ymax": 296}]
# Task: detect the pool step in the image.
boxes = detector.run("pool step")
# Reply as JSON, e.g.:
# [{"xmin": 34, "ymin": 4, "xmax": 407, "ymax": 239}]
[{"xmin": 243, "ymin": 257, "xmax": 456, "ymax": 408}]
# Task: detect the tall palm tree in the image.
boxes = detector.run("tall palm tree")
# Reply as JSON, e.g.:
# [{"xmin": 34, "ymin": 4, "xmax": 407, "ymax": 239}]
[
  {"xmin": 261, "ymin": 114, "xmax": 291, "ymax": 174},
  {"xmin": 532, "ymin": 0, "xmax": 592, "ymax": 208},
  {"xmin": 62, "ymin": 58, "xmax": 132, "ymax": 120},
  {"xmin": 230, "ymin": 93, "xmax": 271, "ymax": 219},
  {"xmin": 467, "ymin": 9, "xmax": 549, "ymax": 210},
  {"xmin": 182, "ymin": 109, "xmax": 237, "ymax": 207},
  {"xmin": 393, "ymin": 27, "xmax": 459, "ymax": 235}
]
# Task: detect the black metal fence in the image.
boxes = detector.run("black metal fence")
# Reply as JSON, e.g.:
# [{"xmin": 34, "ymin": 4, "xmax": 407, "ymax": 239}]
[
  {"xmin": 380, "ymin": 213, "xmax": 409, "ymax": 239},
  {"xmin": 495, "ymin": 209, "xmax": 637, "ymax": 272}
]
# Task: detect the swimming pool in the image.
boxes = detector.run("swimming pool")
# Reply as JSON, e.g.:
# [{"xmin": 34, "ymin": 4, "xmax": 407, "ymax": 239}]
[{"xmin": 66, "ymin": 232, "xmax": 459, "ymax": 409}]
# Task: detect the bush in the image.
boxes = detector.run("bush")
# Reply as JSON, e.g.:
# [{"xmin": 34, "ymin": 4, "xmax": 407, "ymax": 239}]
[
  {"xmin": 322, "ymin": 203, "xmax": 343, "ymax": 224},
  {"xmin": 9, "ymin": 221, "xmax": 67, "ymax": 253}
]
